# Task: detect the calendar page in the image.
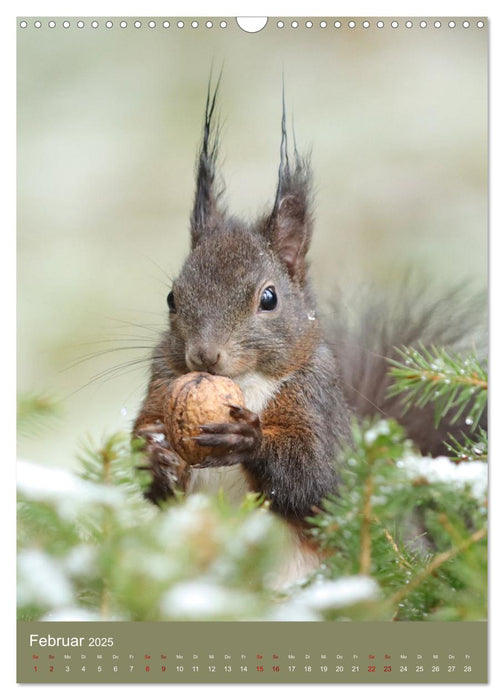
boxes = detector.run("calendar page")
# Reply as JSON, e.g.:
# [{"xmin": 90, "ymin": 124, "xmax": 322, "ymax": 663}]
[{"xmin": 16, "ymin": 14, "xmax": 488, "ymax": 684}]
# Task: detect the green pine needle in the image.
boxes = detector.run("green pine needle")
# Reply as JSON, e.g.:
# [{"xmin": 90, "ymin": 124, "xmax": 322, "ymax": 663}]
[
  {"xmin": 387, "ymin": 343, "xmax": 487, "ymax": 429},
  {"xmin": 445, "ymin": 428, "xmax": 488, "ymax": 463}
]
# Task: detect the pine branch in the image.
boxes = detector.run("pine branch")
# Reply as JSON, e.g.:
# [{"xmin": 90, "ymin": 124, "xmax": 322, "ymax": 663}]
[
  {"xmin": 445, "ymin": 428, "xmax": 488, "ymax": 463},
  {"xmin": 17, "ymin": 432, "xmax": 290, "ymax": 622},
  {"xmin": 387, "ymin": 343, "xmax": 487, "ymax": 429},
  {"xmin": 388, "ymin": 526, "xmax": 487, "ymax": 609},
  {"xmin": 359, "ymin": 474, "xmax": 373, "ymax": 575},
  {"xmin": 373, "ymin": 516, "xmax": 411, "ymax": 571},
  {"xmin": 308, "ymin": 415, "xmax": 487, "ymax": 621}
]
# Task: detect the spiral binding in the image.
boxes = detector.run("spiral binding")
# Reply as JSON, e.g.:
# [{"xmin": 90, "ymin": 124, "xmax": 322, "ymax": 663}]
[{"xmin": 18, "ymin": 18, "xmax": 486, "ymax": 31}]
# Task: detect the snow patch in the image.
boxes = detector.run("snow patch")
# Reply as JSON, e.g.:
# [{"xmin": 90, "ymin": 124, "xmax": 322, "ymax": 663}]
[
  {"xmin": 18, "ymin": 550, "xmax": 74, "ymax": 608},
  {"xmin": 160, "ymin": 580, "xmax": 254, "ymax": 619},
  {"xmin": 17, "ymin": 459, "xmax": 124, "ymax": 519},
  {"xmin": 296, "ymin": 575, "xmax": 380, "ymax": 611},
  {"xmin": 398, "ymin": 455, "xmax": 487, "ymax": 500}
]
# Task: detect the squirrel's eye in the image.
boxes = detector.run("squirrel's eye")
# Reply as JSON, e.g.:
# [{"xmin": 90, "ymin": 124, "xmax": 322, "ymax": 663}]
[
  {"xmin": 167, "ymin": 291, "xmax": 176, "ymax": 313},
  {"xmin": 259, "ymin": 286, "xmax": 278, "ymax": 312}
]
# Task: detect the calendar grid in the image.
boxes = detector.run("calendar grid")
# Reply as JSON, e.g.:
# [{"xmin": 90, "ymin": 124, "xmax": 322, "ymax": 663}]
[{"xmin": 18, "ymin": 621, "xmax": 487, "ymax": 683}]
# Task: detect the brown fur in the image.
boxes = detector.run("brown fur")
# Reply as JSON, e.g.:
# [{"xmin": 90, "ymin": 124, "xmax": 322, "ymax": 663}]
[{"xmin": 133, "ymin": 82, "xmax": 486, "ymax": 531}]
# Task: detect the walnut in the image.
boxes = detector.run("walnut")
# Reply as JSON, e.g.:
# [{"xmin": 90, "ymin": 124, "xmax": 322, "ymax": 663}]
[{"xmin": 164, "ymin": 372, "xmax": 244, "ymax": 465}]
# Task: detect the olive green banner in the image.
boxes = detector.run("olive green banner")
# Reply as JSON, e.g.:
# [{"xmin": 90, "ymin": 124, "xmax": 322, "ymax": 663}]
[{"xmin": 18, "ymin": 621, "xmax": 487, "ymax": 683}]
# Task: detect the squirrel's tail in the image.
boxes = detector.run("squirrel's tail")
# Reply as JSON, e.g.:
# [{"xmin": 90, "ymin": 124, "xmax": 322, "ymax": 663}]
[{"xmin": 325, "ymin": 280, "xmax": 487, "ymax": 456}]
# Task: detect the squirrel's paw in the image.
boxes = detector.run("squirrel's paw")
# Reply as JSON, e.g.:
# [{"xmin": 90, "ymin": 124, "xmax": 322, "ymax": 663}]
[
  {"xmin": 193, "ymin": 404, "xmax": 262, "ymax": 468},
  {"xmin": 135, "ymin": 421, "xmax": 188, "ymax": 501}
]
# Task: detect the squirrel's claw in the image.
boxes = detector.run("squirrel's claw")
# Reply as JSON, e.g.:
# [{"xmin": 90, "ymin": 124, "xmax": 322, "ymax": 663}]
[
  {"xmin": 193, "ymin": 431, "xmax": 256, "ymax": 450},
  {"xmin": 136, "ymin": 420, "xmax": 166, "ymax": 436},
  {"xmin": 226, "ymin": 404, "xmax": 261, "ymax": 428},
  {"xmin": 198, "ymin": 421, "xmax": 257, "ymax": 436}
]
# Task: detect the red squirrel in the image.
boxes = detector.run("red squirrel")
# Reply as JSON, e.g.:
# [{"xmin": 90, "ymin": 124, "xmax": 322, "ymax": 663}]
[{"xmin": 133, "ymin": 81, "xmax": 486, "ymax": 539}]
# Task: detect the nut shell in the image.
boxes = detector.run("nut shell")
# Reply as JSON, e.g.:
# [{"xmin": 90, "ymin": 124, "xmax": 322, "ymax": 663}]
[{"xmin": 164, "ymin": 372, "xmax": 245, "ymax": 465}]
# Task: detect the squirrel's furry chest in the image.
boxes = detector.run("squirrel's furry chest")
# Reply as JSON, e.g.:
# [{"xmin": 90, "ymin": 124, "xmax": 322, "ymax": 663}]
[
  {"xmin": 187, "ymin": 371, "xmax": 283, "ymax": 502},
  {"xmin": 234, "ymin": 371, "xmax": 285, "ymax": 416},
  {"xmin": 186, "ymin": 370, "xmax": 319, "ymax": 586}
]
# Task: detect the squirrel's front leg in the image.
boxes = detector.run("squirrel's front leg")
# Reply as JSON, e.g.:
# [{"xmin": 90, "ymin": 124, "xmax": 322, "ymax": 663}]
[
  {"xmin": 135, "ymin": 420, "xmax": 189, "ymax": 503},
  {"xmin": 193, "ymin": 392, "xmax": 339, "ymax": 523},
  {"xmin": 195, "ymin": 378, "xmax": 343, "ymax": 522},
  {"xmin": 133, "ymin": 377, "xmax": 189, "ymax": 504}
]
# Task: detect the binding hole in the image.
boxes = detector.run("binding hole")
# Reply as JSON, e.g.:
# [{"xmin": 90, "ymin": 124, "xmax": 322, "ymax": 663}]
[{"xmin": 237, "ymin": 17, "xmax": 268, "ymax": 32}]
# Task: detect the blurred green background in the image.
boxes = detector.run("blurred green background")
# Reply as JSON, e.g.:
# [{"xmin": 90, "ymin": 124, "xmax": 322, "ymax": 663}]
[{"xmin": 17, "ymin": 18, "xmax": 487, "ymax": 468}]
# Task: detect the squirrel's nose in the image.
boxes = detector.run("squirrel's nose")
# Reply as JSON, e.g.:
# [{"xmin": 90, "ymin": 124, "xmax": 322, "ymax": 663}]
[{"xmin": 186, "ymin": 343, "xmax": 222, "ymax": 373}]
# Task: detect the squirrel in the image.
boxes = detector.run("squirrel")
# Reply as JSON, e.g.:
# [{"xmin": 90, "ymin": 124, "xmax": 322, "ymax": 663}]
[{"xmin": 133, "ymin": 81, "xmax": 486, "ymax": 566}]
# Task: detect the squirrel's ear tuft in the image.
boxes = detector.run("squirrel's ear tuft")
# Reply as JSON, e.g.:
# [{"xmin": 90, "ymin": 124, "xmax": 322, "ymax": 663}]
[
  {"xmin": 190, "ymin": 73, "xmax": 226, "ymax": 249},
  {"xmin": 267, "ymin": 100, "xmax": 313, "ymax": 284},
  {"xmin": 266, "ymin": 89, "xmax": 313, "ymax": 284}
]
